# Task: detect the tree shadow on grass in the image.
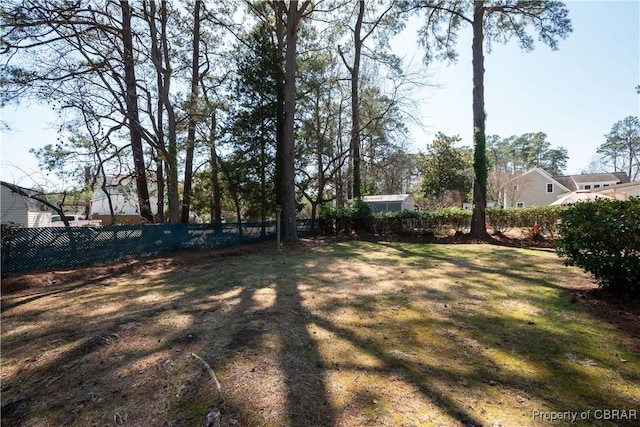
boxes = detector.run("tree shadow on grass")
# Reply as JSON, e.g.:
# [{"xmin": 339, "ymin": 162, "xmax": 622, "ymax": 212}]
[
  {"xmin": 307, "ymin": 240, "xmax": 640, "ymax": 424},
  {"xmin": 1, "ymin": 263, "xmax": 265, "ymax": 426},
  {"xmin": 215, "ymin": 269, "xmax": 336, "ymax": 426},
  {"xmin": 2, "ymin": 243, "xmax": 478, "ymax": 426},
  {"xmin": 274, "ymin": 277, "xmax": 335, "ymax": 426},
  {"xmin": 2, "ymin": 240, "xmax": 639, "ymax": 426}
]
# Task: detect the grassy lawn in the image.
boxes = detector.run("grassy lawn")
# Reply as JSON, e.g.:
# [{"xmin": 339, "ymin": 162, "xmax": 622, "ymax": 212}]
[{"xmin": 1, "ymin": 240, "xmax": 639, "ymax": 426}]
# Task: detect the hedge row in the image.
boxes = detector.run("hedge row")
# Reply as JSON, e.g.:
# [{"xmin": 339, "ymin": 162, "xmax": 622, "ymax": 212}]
[
  {"xmin": 487, "ymin": 205, "xmax": 565, "ymax": 237},
  {"xmin": 370, "ymin": 208, "xmax": 472, "ymax": 235},
  {"xmin": 319, "ymin": 204, "xmax": 566, "ymax": 237}
]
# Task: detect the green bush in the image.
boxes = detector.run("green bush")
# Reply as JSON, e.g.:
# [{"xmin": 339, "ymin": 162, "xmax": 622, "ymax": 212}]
[
  {"xmin": 348, "ymin": 198, "xmax": 371, "ymax": 231},
  {"xmin": 318, "ymin": 198, "xmax": 371, "ymax": 233},
  {"xmin": 487, "ymin": 206, "xmax": 565, "ymax": 237},
  {"xmin": 555, "ymin": 198, "xmax": 640, "ymax": 298},
  {"xmin": 372, "ymin": 210, "xmax": 420, "ymax": 235},
  {"xmin": 371, "ymin": 208, "xmax": 472, "ymax": 235},
  {"xmin": 428, "ymin": 207, "xmax": 472, "ymax": 232}
]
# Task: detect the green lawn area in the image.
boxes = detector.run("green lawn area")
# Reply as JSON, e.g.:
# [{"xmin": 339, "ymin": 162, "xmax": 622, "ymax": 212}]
[{"xmin": 1, "ymin": 240, "xmax": 638, "ymax": 426}]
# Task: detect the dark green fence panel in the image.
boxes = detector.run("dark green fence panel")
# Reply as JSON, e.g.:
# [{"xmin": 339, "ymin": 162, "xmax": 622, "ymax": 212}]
[{"xmin": 1, "ymin": 220, "xmax": 304, "ymax": 274}]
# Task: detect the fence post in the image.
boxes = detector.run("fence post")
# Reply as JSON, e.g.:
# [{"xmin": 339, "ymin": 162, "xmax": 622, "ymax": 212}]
[{"xmin": 276, "ymin": 205, "xmax": 282, "ymax": 251}]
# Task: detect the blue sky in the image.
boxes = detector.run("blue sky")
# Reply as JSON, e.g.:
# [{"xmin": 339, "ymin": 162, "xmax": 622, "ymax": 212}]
[
  {"xmin": 396, "ymin": 0, "xmax": 640, "ymax": 175},
  {"xmin": 1, "ymin": 0, "xmax": 639, "ymax": 190}
]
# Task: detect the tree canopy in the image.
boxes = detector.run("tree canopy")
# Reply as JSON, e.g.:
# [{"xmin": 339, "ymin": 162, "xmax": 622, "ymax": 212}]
[
  {"xmin": 598, "ymin": 116, "xmax": 640, "ymax": 181},
  {"xmin": 487, "ymin": 132, "xmax": 568, "ymax": 176},
  {"xmin": 419, "ymin": 132, "xmax": 472, "ymax": 201},
  {"xmin": 2, "ymin": 0, "xmax": 578, "ymax": 236}
]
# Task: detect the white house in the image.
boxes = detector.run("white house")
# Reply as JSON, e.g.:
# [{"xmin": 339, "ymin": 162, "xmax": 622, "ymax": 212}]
[
  {"xmin": 1, "ymin": 181, "xmax": 53, "ymax": 227},
  {"xmin": 593, "ymin": 181, "xmax": 640, "ymax": 200},
  {"xmin": 90, "ymin": 178, "xmax": 159, "ymax": 224},
  {"xmin": 360, "ymin": 194, "xmax": 417, "ymax": 213}
]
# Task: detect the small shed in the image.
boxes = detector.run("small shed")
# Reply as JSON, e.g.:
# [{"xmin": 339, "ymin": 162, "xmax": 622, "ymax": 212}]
[
  {"xmin": 1, "ymin": 181, "xmax": 53, "ymax": 227},
  {"xmin": 361, "ymin": 194, "xmax": 416, "ymax": 214}
]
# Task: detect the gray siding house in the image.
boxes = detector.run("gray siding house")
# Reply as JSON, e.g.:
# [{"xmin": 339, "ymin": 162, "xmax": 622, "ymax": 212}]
[
  {"xmin": 503, "ymin": 168, "xmax": 632, "ymax": 208},
  {"xmin": 503, "ymin": 168, "xmax": 570, "ymax": 208},
  {"xmin": 1, "ymin": 181, "xmax": 53, "ymax": 227}
]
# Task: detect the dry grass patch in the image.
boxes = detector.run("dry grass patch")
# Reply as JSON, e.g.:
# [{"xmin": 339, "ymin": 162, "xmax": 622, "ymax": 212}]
[{"xmin": 2, "ymin": 240, "xmax": 639, "ymax": 426}]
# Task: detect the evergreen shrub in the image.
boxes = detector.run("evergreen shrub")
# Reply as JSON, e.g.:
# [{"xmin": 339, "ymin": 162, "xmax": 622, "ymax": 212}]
[
  {"xmin": 555, "ymin": 198, "xmax": 640, "ymax": 299},
  {"xmin": 320, "ymin": 204, "xmax": 565, "ymax": 238},
  {"xmin": 486, "ymin": 206, "xmax": 565, "ymax": 237},
  {"xmin": 318, "ymin": 198, "xmax": 371, "ymax": 233},
  {"xmin": 372, "ymin": 207, "xmax": 471, "ymax": 235}
]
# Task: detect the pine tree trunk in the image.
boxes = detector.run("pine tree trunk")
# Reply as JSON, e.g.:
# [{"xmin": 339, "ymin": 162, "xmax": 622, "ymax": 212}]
[
  {"xmin": 274, "ymin": 4, "xmax": 286, "ymax": 226},
  {"xmin": 350, "ymin": 1, "xmax": 365, "ymax": 199},
  {"xmin": 209, "ymin": 112, "xmax": 222, "ymax": 224},
  {"xmin": 281, "ymin": 3, "xmax": 304, "ymax": 241},
  {"xmin": 181, "ymin": 0, "xmax": 201, "ymax": 223},
  {"xmin": 120, "ymin": 0, "xmax": 154, "ymax": 223},
  {"xmin": 156, "ymin": 156, "xmax": 165, "ymax": 222},
  {"xmin": 470, "ymin": 2, "xmax": 490, "ymax": 240}
]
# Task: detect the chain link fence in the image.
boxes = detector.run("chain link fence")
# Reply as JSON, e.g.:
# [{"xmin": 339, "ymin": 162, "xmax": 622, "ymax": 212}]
[{"xmin": 1, "ymin": 220, "xmax": 312, "ymax": 274}]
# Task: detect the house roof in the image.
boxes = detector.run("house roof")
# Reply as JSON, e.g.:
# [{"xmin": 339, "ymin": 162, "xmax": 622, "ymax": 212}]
[
  {"xmin": 507, "ymin": 168, "xmax": 571, "ymax": 193},
  {"xmin": 553, "ymin": 175, "xmax": 577, "ymax": 192},
  {"xmin": 549, "ymin": 190, "xmax": 616, "ymax": 205},
  {"xmin": 1, "ymin": 181, "xmax": 53, "ymax": 212},
  {"xmin": 613, "ymin": 172, "xmax": 631, "ymax": 183},
  {"xmin": 361, "ymin": 194, "xmax": 413, "ymax": 203},
  {"xmin": 569, "ymin": 172, "xmax": 627, "ymax": 184}
]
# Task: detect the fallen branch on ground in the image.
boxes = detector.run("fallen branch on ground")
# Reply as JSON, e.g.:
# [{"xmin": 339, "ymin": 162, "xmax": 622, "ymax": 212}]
[{"xmin": 191, "ymin": 353, "xmax": 222, "ymax": 394}]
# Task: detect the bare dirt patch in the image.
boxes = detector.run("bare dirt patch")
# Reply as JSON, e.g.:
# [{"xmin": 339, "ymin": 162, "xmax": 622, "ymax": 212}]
[{"xmin": 2, "ymin": 238, "xmax": 638, "ymax": 426}]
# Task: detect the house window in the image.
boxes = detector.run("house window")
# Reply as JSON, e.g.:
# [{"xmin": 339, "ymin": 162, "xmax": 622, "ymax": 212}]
[
  {"xmin": 516, "ymin": 202, "xmax": 525, "ymax": 208},
  {"xmin": 513, "ymin": 184, "xmax": 519, "ymax": 191},
  {"xmin": 584, "ymin": 185, "xmax": 591, "ymax": 190},
  {"xmin": 603, "ymin": 184, "xmax": 610, "ymax": 187},
  {"xmin": 594, "ymin": 184, "xmax": 600, "ymax": 188},
  {"xmin": 546, "ymin": 183, "xmax": 554, "ymax": 193}
]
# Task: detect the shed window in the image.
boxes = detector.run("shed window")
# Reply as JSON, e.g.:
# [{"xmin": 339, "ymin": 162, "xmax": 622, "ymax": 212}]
[
  {"xmin": 546, "ymin": 183, "xmax": 554, "ymax": 193},
  {"xmin": 371, "ymin": 204, "xmax": 385, "ymax": 213},
  {"xmin": 516, "ymin": 202, "xmax": 525, "ymax": 208}
]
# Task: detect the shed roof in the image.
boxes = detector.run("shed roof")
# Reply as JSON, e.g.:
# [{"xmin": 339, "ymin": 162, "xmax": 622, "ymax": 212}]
[{"xmin": 361, "ymin": 194, "xmax": 412, "ymax": 203}]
